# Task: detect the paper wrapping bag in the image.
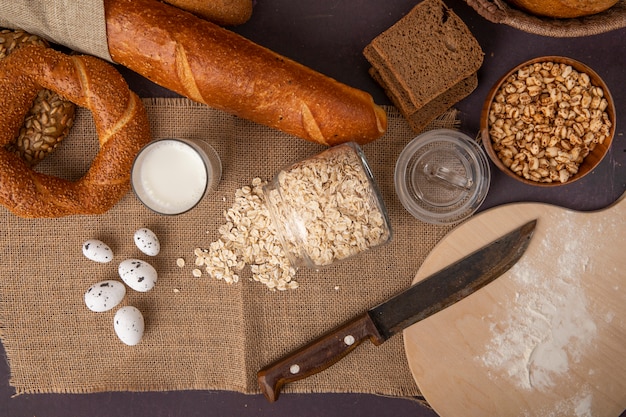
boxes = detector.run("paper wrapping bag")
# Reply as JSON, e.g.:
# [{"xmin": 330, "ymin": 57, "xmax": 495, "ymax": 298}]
[{"xmin": 0, "ymin": 0, "xmax": 112, "ymax": 61}]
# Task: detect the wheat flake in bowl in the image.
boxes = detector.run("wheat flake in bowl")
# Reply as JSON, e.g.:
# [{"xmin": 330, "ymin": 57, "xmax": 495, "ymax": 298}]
[{"xmin": 481, "ymin": 56, "xmax": 615, "ymax": 186}]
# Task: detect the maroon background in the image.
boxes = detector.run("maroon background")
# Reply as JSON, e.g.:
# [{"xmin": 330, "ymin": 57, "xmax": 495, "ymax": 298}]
[{"xmin": 1, "ymin": 0, "xmax": 624, "ymax": 416}]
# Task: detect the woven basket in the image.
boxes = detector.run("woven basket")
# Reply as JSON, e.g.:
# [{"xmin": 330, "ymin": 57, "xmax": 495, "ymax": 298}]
[{"xmin": 464, "ymin": 0, "xmax": 626, "ymax": 37}]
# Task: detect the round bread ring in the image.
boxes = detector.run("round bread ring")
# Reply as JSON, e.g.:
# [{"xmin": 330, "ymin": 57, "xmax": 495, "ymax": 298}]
[
  {"xmin": 0, "ymin": 29, "xmax": 76, "ymax": 166},
  {"xmin": 0, "ymin": 44, "xmax": 151, "ymax": 218}
]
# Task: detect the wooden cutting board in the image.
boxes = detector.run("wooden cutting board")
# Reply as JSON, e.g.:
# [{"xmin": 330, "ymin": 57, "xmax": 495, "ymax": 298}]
[{"xmin": 404, "ymin": 193, "xmax": 626, "ymax": 417}]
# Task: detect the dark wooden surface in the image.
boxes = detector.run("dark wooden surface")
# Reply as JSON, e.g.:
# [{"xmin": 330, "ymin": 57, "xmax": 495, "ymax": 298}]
[{"xmin": 1, "ymin": 0, "xmax": 624, "ymax": 416}]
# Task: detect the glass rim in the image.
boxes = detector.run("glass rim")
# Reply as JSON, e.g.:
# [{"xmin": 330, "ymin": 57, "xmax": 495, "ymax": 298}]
[{"xmin": 131, "ymin": 138, "xmax": 212, "ymax": 216}]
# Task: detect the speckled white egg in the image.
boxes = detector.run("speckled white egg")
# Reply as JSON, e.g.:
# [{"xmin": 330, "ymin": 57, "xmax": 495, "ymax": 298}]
[
  {"xmin": 113, "ymin": 306, "xmax": 145, "ymax": 346},
  {"xmin": 82, "ymin": 239, "xmax": 113, "ymax": 263},
  {"xmin": 134, "ymin": 228, "xmax": 160, "ymax": 256},
  {"xmin": 118, "ymin": 259, "xmax": 158, "ymax": 292},
  {"xmin": 84, "ymin": 280, "xmax": 126, "ymax": 312}
]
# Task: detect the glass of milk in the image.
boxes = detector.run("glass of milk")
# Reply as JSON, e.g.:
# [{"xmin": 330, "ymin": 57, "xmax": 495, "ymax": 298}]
[{"xmin": 131, "ymin": 138, "xmax": 221, "ymax": 215}]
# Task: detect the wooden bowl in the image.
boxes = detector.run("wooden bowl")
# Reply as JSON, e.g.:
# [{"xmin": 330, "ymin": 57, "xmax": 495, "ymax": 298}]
[{"xmin": 480, "ymin": 56, "xmax": 616, "ymax": 187}]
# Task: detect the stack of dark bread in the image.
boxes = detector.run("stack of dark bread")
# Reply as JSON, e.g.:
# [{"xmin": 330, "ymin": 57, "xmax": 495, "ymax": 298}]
[{"xmin": 364, "ymin": 0, "xmax": 484, "ymax": 133}]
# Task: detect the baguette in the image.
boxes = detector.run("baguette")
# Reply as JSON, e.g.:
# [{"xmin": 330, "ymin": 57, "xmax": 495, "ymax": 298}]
[
  {"xmin": 104, "ymin": 0, "xmax": 387, "ymax": 146},
  {"xmin": 162, "ymin": 0, "xmax": 253, "ymax": 26}
]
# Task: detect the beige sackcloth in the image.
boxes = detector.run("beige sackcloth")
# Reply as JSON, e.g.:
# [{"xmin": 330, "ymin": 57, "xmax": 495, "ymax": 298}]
[
  {"xmin": 0, "ymin": 99, "xmax": 459, "ymax": 396},
  {"xmin": 0, "ymin": 1, "xmax": 459, "ymax": 397}
]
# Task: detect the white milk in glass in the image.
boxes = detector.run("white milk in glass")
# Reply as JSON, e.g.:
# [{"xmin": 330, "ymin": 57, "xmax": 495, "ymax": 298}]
[{"xmin": 132, "ymin": 139, "xmax": 220, "ymax": 215}]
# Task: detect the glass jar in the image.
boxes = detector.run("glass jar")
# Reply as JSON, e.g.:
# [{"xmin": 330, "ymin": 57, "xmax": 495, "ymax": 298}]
[
  {"xmin": 131, "ymin": 138, "xmax": 221, "ymax": 215},
  {"xmin": 264, "ymin": 142, "xmax": 392, "ymax": 270},
  {"xmin": 394, "ymin": 129, "xmax": 490, "ymax": 224}
]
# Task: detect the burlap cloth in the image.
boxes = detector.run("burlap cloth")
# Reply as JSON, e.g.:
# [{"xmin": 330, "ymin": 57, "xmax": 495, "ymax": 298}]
[{"xmin": 0, "ymin": 99, "xmax": 458, "ymax": 396}]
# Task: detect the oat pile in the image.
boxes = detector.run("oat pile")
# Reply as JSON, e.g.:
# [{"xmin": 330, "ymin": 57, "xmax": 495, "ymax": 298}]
[
  {"xmin": 187, "ymin": 144, "xmax": 390, "ymax": 292},
  {"xmin": 191, "ymin": 178, "xmax": 298, "ymax": 291},
  {"xmin": 264, "ymin": 144, "xmax": 390, "ymax": 267}
]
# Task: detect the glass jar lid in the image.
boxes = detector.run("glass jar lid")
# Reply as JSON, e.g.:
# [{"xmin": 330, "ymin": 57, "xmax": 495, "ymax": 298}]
[{"xmin": 394, "ymin": 129, "xmax": 490, "ymax": 224}]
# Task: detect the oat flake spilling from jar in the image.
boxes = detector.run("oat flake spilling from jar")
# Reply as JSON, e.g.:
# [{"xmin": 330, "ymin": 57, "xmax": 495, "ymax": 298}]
[
  {"xmin": 191, "ymin": 144, "xmax": 391, "ymax": 292},
  {"xmin": 192, "ymin": 178, "xmax": 298, "ymax": 291},
  {"xmin": 264, "ymin": 142, "xmax": 391, "ymax": 269}
]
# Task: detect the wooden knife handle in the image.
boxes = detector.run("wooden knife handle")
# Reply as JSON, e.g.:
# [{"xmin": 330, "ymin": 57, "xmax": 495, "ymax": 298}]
[{"xmin": 257, "ymin": 313, "xmax": 384, "ymax": 402}]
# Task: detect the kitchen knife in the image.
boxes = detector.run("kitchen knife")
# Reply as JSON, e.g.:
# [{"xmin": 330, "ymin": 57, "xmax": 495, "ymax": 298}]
[{"xmin": 257, "ymin": 220, "xmax": 536, "ymax": 402}]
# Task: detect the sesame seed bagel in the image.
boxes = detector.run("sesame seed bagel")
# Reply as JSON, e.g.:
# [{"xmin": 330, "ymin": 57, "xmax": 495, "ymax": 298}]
[
  {"xmin": 0, "ymin": 29, "xmax": 77, "ymax": 166},
  {"xmin": 0, "ymin": 44, "xmax": 151, "ymax": 218}
]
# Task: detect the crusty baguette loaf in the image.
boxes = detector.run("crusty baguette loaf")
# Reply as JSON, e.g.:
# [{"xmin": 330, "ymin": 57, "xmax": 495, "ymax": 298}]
[
  {"xmin": 104, "ymin": 0, "xmax": 387, "ymax": 146},
  {"xmin": 162, "ymin": 0, "xmax": 253, "ymax": 26}
]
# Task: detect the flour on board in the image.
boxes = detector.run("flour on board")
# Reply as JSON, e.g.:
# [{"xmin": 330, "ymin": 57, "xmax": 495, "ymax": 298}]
[
  {"xmin": 520, "ymin": 387, "xmax": 593, "ymax": 417},
  {"xmin": 478, "ymin": 213, "xmax": 598, "ymax": 396}
]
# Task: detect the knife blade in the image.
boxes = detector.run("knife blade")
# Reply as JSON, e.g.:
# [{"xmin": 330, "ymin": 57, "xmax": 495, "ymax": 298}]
[{"xmin": 257, "ymin": 219, "xmax": 536, "ymax": 402}]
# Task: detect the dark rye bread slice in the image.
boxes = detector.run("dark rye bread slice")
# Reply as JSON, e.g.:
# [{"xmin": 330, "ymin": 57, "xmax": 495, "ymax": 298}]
[
  {"xmin": 370, "ymin": 68, "xmax": 477, "ymax": 133},
  {"xmin": 365, "ymin": 49, "xmax": 419, "ymax": 116},
  {"xmin": 404, "ymin": 73, "xmax": 478, "ymax": 132},
  {"xmin": 364, "ymin": 0, "xmax": 484, "ymax": 109}
]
